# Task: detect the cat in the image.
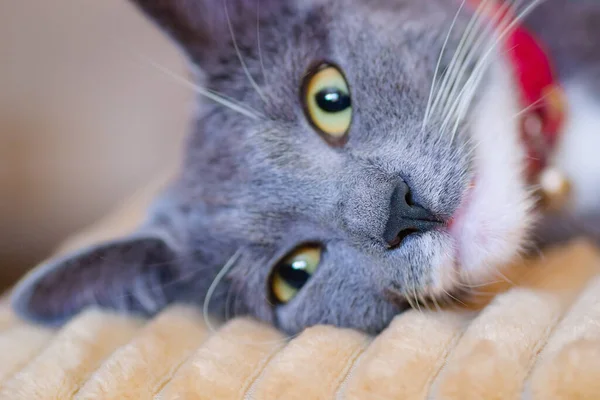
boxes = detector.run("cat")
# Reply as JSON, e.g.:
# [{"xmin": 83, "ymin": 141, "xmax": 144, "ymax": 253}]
[{"xmin": 11, "ymin": 0, "xmax": 600, "ymax": 335}]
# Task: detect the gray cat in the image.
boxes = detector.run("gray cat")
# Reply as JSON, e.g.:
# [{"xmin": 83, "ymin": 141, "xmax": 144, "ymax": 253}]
[{"xmin": 11, "ymin": 0, "xmax": 600, "ymax": 334}]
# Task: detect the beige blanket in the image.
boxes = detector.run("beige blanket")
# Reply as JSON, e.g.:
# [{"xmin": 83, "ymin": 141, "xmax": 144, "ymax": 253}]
[{"xmin": 1, "ymin": 175, "xmax": 600, "ymax": 399}]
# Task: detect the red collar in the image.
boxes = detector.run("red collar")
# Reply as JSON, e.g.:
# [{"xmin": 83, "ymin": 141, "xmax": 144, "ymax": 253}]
[{"xmin": 468, "ymin": 0, "xmax": 567, "ymax": 184}]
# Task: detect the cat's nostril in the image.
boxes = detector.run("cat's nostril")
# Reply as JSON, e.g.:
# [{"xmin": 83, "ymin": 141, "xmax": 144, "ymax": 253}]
[
  {"xmin": 383, "ymin": 180, "xmax": 442, "ymax": 248},
  {"xmin": 405, "ymin": 189, "xmax": 415, "ymax": 206},
  {"xmin": 387, "ymin": 228, "xmax": 419, "ymax": 249}
]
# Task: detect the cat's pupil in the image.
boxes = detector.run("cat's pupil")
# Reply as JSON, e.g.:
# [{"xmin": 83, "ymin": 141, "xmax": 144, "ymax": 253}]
[
  {"xmin": 279, "ymin": 260, "xmax": 311, "ymax": 290},
  {"xmin": 315, "ymin": 87, "xmax": 351, "ymax": 113}
]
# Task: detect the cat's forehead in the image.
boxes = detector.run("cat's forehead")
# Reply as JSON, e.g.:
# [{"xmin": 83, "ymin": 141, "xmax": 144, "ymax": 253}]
[
  {"xmin": 259, "ymin": 0, "xmax": 456, "ymax": 94},
  {"xmin": 322, "ymin": 0, "xmax": 457, "ymax": 31}
]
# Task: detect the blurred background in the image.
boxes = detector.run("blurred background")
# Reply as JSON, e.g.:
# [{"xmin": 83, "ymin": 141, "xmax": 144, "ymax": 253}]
[{"xmin": 0, "ymin": 0, "xmax": 192, "ymax": 290}]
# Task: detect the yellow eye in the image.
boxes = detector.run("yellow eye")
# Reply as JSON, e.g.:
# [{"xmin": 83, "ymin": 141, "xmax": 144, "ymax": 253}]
[
  {"xmin": 302, "ymin": 64, "xmax": 352, "ymax": 143},
  {"xmin": 270, "ymin": 245, "xmax": 322, "ymax": 304}
]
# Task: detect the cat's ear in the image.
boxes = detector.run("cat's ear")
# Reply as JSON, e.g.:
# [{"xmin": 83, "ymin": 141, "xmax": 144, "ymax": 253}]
[
  {"xmin": 11, "ymin": 231, "xmax": 184, "ymax": 326},
  {"xmin": 129, "ymin": 0, "xmax": 216, "ymax": 54},
  {"xmin": 129, "ymin": 0, "xmax": 278, "ymax": 62}
]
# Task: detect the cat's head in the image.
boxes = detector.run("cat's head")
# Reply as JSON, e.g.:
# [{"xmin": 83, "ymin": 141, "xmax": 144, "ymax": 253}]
[{"xmin": 12, "ymin": 0, "xmax": 534, "ymax": 334}]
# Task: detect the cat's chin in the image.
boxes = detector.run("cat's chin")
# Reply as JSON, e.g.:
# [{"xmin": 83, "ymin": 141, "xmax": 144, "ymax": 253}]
[
  {"xmin": 445, "ymin": 174, "xmax": 532, "ymax": 287},
  {"xmin": 424, "ymin": 181, "xmax": 533, "ymax": 301}
]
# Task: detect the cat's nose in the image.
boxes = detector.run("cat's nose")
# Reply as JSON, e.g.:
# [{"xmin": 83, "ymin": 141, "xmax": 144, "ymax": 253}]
[{"xmin": 383, "ymin": 180, "xmax": 442, "ymax": 248}]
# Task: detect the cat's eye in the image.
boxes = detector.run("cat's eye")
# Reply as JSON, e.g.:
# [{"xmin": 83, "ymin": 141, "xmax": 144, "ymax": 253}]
[
  {"xmin": 302, "ymin": 63, "xmax": 352, "ymax": 144},
  {"xmin": 270, "ymin": 245, "xmax": 322, "ymax": 304}
]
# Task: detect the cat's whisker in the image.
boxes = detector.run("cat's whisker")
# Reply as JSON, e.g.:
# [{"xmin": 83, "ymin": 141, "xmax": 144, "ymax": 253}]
[
  {"xmin": 446, "ymin": 270, "xmax": 480, "ymax": 291},
  {"xmin": 422, "ymin": 0, "xmax": 468, "ymax": 130},
  {"xmin": 405, "ymin": 292, "xmax": 416, "ymax": 311},
  {"xmin": 490, "ymin": 267, "xmax": 517, "ymax": 286},
  {"xmin": 412, "ymin": 286, "xmax": 423, "ymax": 313},
  {"xmin": 446, "ymin": 21, "xmax": 523, "ymax": 143},
  {"xmin": 524, "ymin": 238, "xmax": 546, "ymax": 261},
  {"xmin": 429, "ymin": 0, "xmax": 494, "ymax": 125},
  {"xmin": 224, "ymin": 0, "xmax": 268, "ymax": 104},
  {"xmin": 466, "ymin": 260, "xmax": 508, "ymax": 290},
  {"xmin": 434, "ymin": 276, "xmax": 469, "ymax": 307},
  {"xmin": 436, "ymin": 293, "xmax": 447, "ymax": 308},
  {"xmin": 203, "ymin": 248, "xmax": 244, "ymax": 334},
  {"xmin": 511, "ymin": 95, "xmax": 546, "ymax": 120},
  {"xmin": 418, "ymin": 293, "xmax": 427, "ymax": 312},
  {"xmin": 447, "ymin": 64, "xmax": 486, "ymax": 143},
  {"xmin": 463, "ymin": 132, "xmax": 480, "ymax": 157},
  {"xmin": 457, "ymin": 282, "xmax": 502, "ymax": 304},
  {"xmin": 430, "ymin": 293, "xmax": 443, "ymax": 312},
  {"xmin": 442, "ymin": 273, "xmax": 477, "ymax": 301},
  {"xmin": 256, "ymin": 0, "xmax": 268, "ymax": 85},
  {"xmin": 442, "ymin": 0, "xmax": 521, "ymax": 138},
  {"xmin": 447, "ymin": 126, "xmax": 476, "ymax": 158},
  {"xmin": 444, "ymin": 293, "xmax": 457, "ymax": 309},
  {"xmin": 445, "ymin": 0, "xmax": 522, "ymax": 106},
  {"xmin": 438, "ymin": 292, "xmax": 452, "ymax": 309},
  {"xmin": 457, "ymin": 279, "xmax": 505, "ymax": 288},
  {"xmin": 442, "ymin": 288, "xmax": 468, "ymax": 307},
  {"xmin": 439, "ymin": 0, "xmax": 518, "ymax": 126},
  {"xmin": 443, "ymin": 0, "xmax": 546, "ymax": 137},
  {"xmin": 420, "ymin": 293, "xmax": 433, "ymax": 313},
  {"xmin": 461, "ymin": 260, "xmax": 516, "ymax": 296},
  {"xmin": 142, "ymin": 56, "xmax": 263, "ymax": 120},
  {"xmin": 445, "ymin": 18, "xmax": 515, "ymax": 140},
  {"xmin": 432, "ymin": 0, "xmax": 489, "ymax": 120}
]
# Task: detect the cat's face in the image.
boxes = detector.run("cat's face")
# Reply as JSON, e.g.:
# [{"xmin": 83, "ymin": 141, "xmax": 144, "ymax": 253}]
[{"xmin": 13, "ymin": 0, "xmax": 534, "ymax": 334}]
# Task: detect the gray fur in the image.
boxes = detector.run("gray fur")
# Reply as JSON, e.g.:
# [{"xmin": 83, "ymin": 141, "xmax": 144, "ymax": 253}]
[{"xmin": 11, "ymin": 0, "xmax": 600, "ymax": 334}]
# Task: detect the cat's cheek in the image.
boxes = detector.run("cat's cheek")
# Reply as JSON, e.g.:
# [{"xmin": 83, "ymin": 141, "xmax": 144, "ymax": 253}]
[{"xmin": 450, "ymin": 56, "xmax": 535, "ymax": 284}]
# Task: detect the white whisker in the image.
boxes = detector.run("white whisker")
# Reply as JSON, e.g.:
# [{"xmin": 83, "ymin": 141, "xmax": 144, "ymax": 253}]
[
  {"xmin": 491, "ymin": 267, "xmax": 517, "ymax": 286},
  {"xmin": 442, "ymin": 288, "xmax": 468, "ymax": 307},
  {"xmin": 443, "ymin": 0, "xmax": 544, "ymax": 140},
  {"xmin": 419, "ymin": 293, "xmax": 432, "ymax": 312},
  {"xmin": 436, "ymin": 0, "xmax": 507, "ymax": 135},
  {"xmin": 456, "ymin": 0, "xmax": 544, "ymax": 116},
  {"xmin": 429, "ymin": 0, "xmax": 494, "ymax": 124},
  {"xmin": 441, "ymin": 0, "xmax": 519, "ymax": 132},
  {"xmin": 412, "ymin": 286, "xmax": 422, "ymax": 313},
  {"xmin": 511, "ymin": 94, "xmax": 546, "ymax": 120},
  {"xmin": 142, "ymin": 56, "xmax": 262, "ymax": 120},
  {"xmin": 405, "ymin": 292, "xmax": 416, "ymax": 310},
  {"xmin": 257, "ymin": 0, "xmax": 268, "ymax": 85},
  {"xmin": 422, "ymin": 0, "xmax": 467, "ymax": 129},
  {"xmin": 430, "ymin": 293, "xmax": 443, "ymax": 312},
  {"xmin": 224, "ymin": 0, "xmax": 268, "ymax": 103},
  {"xmin": 203, "ymin": 248, "xmax": 243, "ymax": 334}
]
